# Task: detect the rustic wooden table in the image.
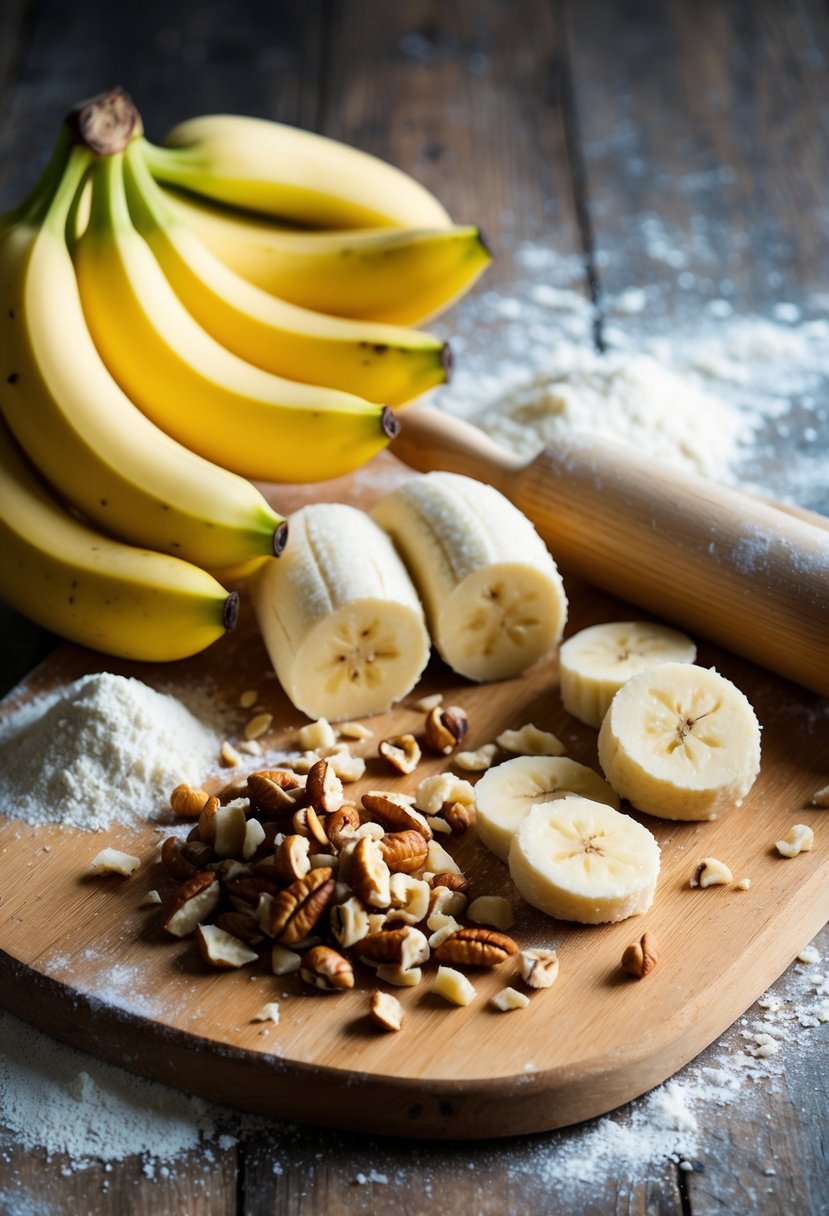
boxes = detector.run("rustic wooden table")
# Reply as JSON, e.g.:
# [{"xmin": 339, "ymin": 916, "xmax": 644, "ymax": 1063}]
[{"xmin": 0, "ymin": 1, "xmax": 827, "ymax": 1213}]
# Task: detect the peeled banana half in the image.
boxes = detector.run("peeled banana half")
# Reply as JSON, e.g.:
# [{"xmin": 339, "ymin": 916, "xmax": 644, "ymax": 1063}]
[
  {"xmin": 598, "ymin": 662, "xmax": 762, "ymax": 821},
  {"xmin": 372, "ymin": 472, "xmax": 568, "ymax": 681},
  {"xmin": 508, "ymin": 797, "xmax": 661, "ymax": 925},
  {"xmin": 475, "ymin": 755, "xmax": 621, "ymax": 862},
  {"xmin": 252, "ymin": 503, "xmax": 431, "ymax": 722}
]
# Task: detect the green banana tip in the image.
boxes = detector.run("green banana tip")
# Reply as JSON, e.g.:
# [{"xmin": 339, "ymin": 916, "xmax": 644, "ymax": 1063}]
[
  {"xmin": 382, "ymin": 406, "xmax": 401, "ymax": 440},
  {"xmin": 223, "ymin": 590, "xmax": 240, "ymax": 632},
  {"xmin": 273, "ymin": 519, "xmax": 289, "ymax": 557}
]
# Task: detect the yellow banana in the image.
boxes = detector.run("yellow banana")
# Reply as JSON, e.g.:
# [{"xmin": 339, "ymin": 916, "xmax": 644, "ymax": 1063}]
[
  {"xmin": 143, "ymin": 114, "xmax": 451, "ymax": 229},
  {"xmin": 0, "ymin": 415, "xmax": 237, "ymax": 662},
  {"xmin": 72, "ymin": 151, "xmax": 398, "ymax": 484},
  {"xmin": 163, "ymin": 188, "xmax": 492, "ymax": 326},
  {"xmin": 0, "ymin": 134, "xmax": 287, "ymax": 570},
  {"xmin": 122, "ymin": 142, "xmax": 450, "ymax": 406}
]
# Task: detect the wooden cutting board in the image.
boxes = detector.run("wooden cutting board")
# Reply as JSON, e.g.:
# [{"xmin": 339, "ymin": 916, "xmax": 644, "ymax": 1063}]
[{"xmin": 0, "ymin": 456, "xmax": 827, "ymax": 1141}]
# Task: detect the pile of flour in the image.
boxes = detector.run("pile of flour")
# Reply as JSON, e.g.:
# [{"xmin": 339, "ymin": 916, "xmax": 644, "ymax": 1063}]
[{"xmin": 0, "ymin": 672, "xmax": 223, "ymax": 829}]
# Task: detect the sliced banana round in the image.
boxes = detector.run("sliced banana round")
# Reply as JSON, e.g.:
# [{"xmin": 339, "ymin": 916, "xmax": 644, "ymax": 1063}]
[
  {"xmin": 252, "ymin": 503, "xmax": 430, "ymax": 721},
  {"xmin": 560, "ymin": 620, "xmax": 697, "ymax": 728},
  {"xmin": 597, "ymin": 662, "xmax": 761, "ymax": 821},
  {"xmin": 508, "ymin": 797, "xmax": 661, "ymax": 924},
  {"xmin": 475, "ymin": 755, "xmax": 620, "ymax": 862},
  {"xmin": 372, "ymin": 472, "xmax": 567, "ymax": 682}
]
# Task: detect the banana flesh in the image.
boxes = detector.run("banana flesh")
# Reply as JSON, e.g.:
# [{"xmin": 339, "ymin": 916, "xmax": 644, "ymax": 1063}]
[
  {"xmin": 508, "ymin": 797, "xmax": 661, "ymax": 925},
  {"xmin": 123, "ymin": 144, "xmax": 451, "ymax": 406},
  {"xmin": 372, "ymin": 472, "xmax": 567, "ymax": 681},
  {"xmin": 163, "ymin": 189, "xmax": 492, "ymax": 326},
  {"xmin": 0, "ymin": 143, "xmax": 285, "ymax": 570},
  {"xmin": 72, "ymin": 153, "xmax": 396, "ymax": 484},
  {"xmin": 146, "ymin": 114, "xmax": 452, "ymax": 229},
  {"xmin": 475, "ymin": 755, "xmax": 621, "ymax": 862},
  {"xmin": 252, "ymin": 504, "xmax": 430, "ymax": 722},
  {"xmin": 598, "ymin": 662, "xmax": 762, "ymax": 821},
  {"xmin": 0, "ymin": 417, "xmax": 235, "ymax": 661},
  {"xmin": 560, "ymin": 621, "xmax": 698, "ymax": 728}
]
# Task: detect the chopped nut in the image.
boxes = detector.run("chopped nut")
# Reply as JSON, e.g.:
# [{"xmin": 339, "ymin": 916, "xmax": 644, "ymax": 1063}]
[
  {"xmin": 413, "ymin": 692, "xmax": 443, "ymax": 713},
  {"xmin": 248, "ymin": 770, "xmax": 305, "ymax": 817},
  {"xmin": 244, "ymin": 712, "xmax": 273, "ymax": 741},
  {"xmin": 430, "ymin": 872, "xmax": 470, "ymax": 896},
  {"xmin": 215, "ymin": 909, "xmax": 263, "ymax": 945},
  {"xmin": 352, "ymin": 821, "xmax": 385, "ymax": 841},
  {"xmin": 212, "ymin": 803, "xmax": 248, "ymax": 858},
  {"xmin": 355, "ymin": 926, "xmax": 430, "ymax": 971},
  {"xmin": 239, "ymin": 689, "xmax": 258, "ymax": 710},
  {"xmin": 331, "ymin": 896, "xmax": 371, "ymax": 948},
  {"xmin": 180, "ymin": 839, "xmax": 214, "ymax": 870},
  {"xmin": 620, "ymin": 931, "xmax": 659, "ymax": 979},
  {"xmin": 252, "ymin": 1001, "xmax": 280, "ymax": 1023},
  {"xmin": 309, "ymin": 852, "xmax": 338, "ymax": 869},
  {"xmin": 289, "ymin": 751, "xmax": 318, "ymax": 774},
  {"xmin": 775, "ymin": 824, "xmax": 814, "ymax": 858},
  {"xmin": 326, "ymin": 752, "xmax": 366, "ymax": 783},
  {"xmin": 797, "ymin": 943, "xmax": 821, "ymax": 964},
  {"xmin": 275, "ymin": 834, "xmax": 311, "ymax": 883},
  {"xmin": 297, "ymin": 718, "xmax": 337, "ymax": 752},
  {"xmin": 169, "ymin": 783, "xmax": 210, "ymax": 818},
  {"xmin": 361, "ymin": 792, "xmax": 432, "ymax": 839},
  {"xmin": 428, "ymin": 885, "xmax": 468, "ymax": 919},
  {"xmin": 454, "ymin": 743, "xmax": 498, "ymax": 772},
  {"xmin": 432, "ymin": 965, "xmax": 476, "ymax": 1006},
  {"xmin": 196, "ymin": 924, "xmax": 259, "ymax": 969},
  {"xmin": 163, "ymin": 872, "xmax": 221, "ymax": 938},
  {"xmin": 491, "ymin": 987, "xmax": 530, "ymax": 1011},
  {"xmin": 425, "ymin": 816, "xmax": 452, "ymax": 836},
  {"xmin": 216, "ymin": 776, "xmax": 250, "ymax": 805},
  {"xmin": 467, "ymin": 895, "xmax": 515, "ymax": 931},
  {"xmin": 369, "ymin": 990, "xmax": 403, "ymax": 1032},
  {"xmin": 238, "ymin": 739, "xmax": 262, "ymax": 756},
  {"xmin": 325, "ymin": 802, "xmax": 361, "ymax": 850},
  {"xmin": 242, "ymin": 818, "xmax": 266, "ymax": 861},
  {"xmin": 414, "ymin": 773, "xmax": 475, "ymax": 816},
  {"xmin": 146, "ymin": 889, "xmax": 163, "ymax": 905},
  {"xmin": 271, "ymin": 944, "xmax": 302, "ymax": 975},
  {"xmin": 292, "ymin": 805, "xmax": 331, "ymax": 851},
  {"xmin": 269, "ymin": 867, "xmax": 336, "ymax": 943},
  {"xmin": 378, "ymin": 829, "xmax": 430, "ymax": 875},
  {"xmin": 220, "ymin": 740, "xmax": 242, "ymax": 767},
  {"xmin": 159, "ymin": 837, "xmax": 199, "ymax": 881},
  {"xmin": 386, "ymin": 874, "xmax": 430, "ymax": 925},
  {"xmin": 305, "ymin": 759, "xmax": 344, "ymax": 816},
  {"xmin": 426, "ymin": 838, "xmax": 463, "ymax": 877},
  {"xmin": 350, "ymin": 837, "xmax": 392, "ymax": 908},
  {"xmin": 338, "ymin": 720, "xmax": 374, "ymax": 741},
  {"xmin": 441, "ymin": 800, "xmax": 477, "ymax": 835},
  {"xmin": 197, "ymin": 795, "xmax": 221, "ymax": 842},
  {"xmin": 378, "ymin": 734, "xmax": 422, "ymax": 775},
  {"xmin": 734, "ymin": 877, "xmax": 752, "ymax": 891},
  {"xmin": 495, "ymin": 724, "xmax": 565, "ymax": 757},
  {"xmin": 300, "ymin": 945, "xmax": 354, "ymax": 992},
  {"xmin": 424, "ymin": 705, "xmax": 469, "ymax": 755},
  {"xmin": 90, "ymin": 847, "xmax": 140, "ymax": 877},
  {"xmin": 375, "ymin": 964, "xmax": 423, "ymax": 987},
  {"xmin": 434, "ymin": 927, "xmax": 518, "ymax": 968},
  {"xmin": 427, "ymin": 914, "xmax": 462, "ymax": 950},
  {"xmin": 690, "ymin": 857, "xmax": 733, "ymax": 887},
  {"xmin": 519, "ymin": 948, "xmax": 559, "ymax": 989}
]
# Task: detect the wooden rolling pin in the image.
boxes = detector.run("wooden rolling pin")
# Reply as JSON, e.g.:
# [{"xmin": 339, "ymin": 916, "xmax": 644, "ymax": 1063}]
[{"xmin": 390, "ymin": 406, "xmax": 829, "ymax": 698}]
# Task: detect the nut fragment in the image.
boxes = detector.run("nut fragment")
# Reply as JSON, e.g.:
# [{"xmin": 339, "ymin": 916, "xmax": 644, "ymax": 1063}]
[
  {"xmin": 244, "ymin": 711, "xmax": 273, "ymax": 741},
  {"xmin": 428, "ymin": 885, "xmax": 468, "ymax": 920},
  {"xmin": 467, "ymin": 895, "xmax": 514, "ymax": 931},
  {"xmin": 212, "ymin": 803, "xmax": 248, "ymax": 858},
  {"xmin": 338, "ymin": 720, "xmax": 373, "ymax": 741},
  {"xmin": 432, "ymin": 965, "xmax": 476, "ymax": 1006},
  {"xmin": 376, "ymin": 964, "xmax": 423, "ymax": 987},
  {"xmin": 433, "ymin": 927, "xmax": 518, "ymax": 968},
  {"xmin": 305, "ymin": 759, "xmax": 344, "ymax": 815},
  {"xmin": 349, "ymin": 837, "xmax": 391, "ymax": 909},
  {"xmin": 90, "ymin": 847, "xmax": 140, "ymax": 877},
  {"xmin": 426, "ymin": 838, "xmax": 463, "ymax": 877},
  {"xmin": 271, "ymin": 943, "xmax": 302, "ymax": 975},
  {"xmin": 269, "ymin": 867, "xmax": 336, "ymax": 943},
  {"xmin": 491, "ymin": 987, "xmax": 530, "ymax": 1011},
  {"xmin": 810, "ymin": 783, "xmax": 829, "ymax": 808},
  {"xmin": 220, "ymin": 740, "xmax": 242, "ymax": 767},
  {"xmin": 297, "ymin": 717, "xmax": 337, "ymax": 752},
  {"xmin": 197, "ymin": 795, "xmax": 221, "ymax": 842},
  {"xmin": 355, "ymin": 926, "xmax": 430, "ymax": 971},
  {"xmin": 163, "ymin": 872, "xmax": 221, "ymax": 938},
  {"xmin": 412, "ymin": 692, "xmax": 443, "ymax": 713},
  {"xmin": 275, "ymin": 834, "xmax": 311, "ymax": 883},
  {"xmin": 292, "ymin": 805, "xmax": 331, "ymax": 850},
  {"xmin": 454, "ymin": 743, "xmax": 498, "ymax": 773},
  {"xmin": 326, "ymin": 752, "xmax": 366, "ymax": 783},
  {"xmin": 414, "ymin": 773, "xmax": 475, "ymax": 816},
  {"xmin": 300, "ymin": 944, "xmax": 354, "ymax": 991},
  {"xmin": 242, "ymin": 818, "xmax": 266, "ymax": 861},
  {"xmin": 775, "ymin": 824, "xmax": 815, "ymax": 858},
  {"xmin": 330, "ymin": 896, "xmax": 371, "ymax": 948},
  {"xmin": 378, "ymin": 734, "xmax": 422, "ymax": 775},
  {"xmin": 441, "ymin": 800, "xmax": 477, "ymax": 835},
  {"xmin": 361, "ymin": 792, "xmax": 432, "ymax": 840},
  {"xmin": 495, "ymin": 724, "xmax": 565, "ymax": 757},
  {"xmin": 252, "ymin": 1001, "xmax": 280, "ymax": 1023},
  {"xmin": 424, "ymin": 705, "xmax": 469, "ymax": 755},
  {"xmin": 378, "ymin": 830, "xmax": 430, "ymax": 875},
  {"xmin": 325, "ymin": 802, "xmax": 360, "ymax": 850},
  {"xmin": 620, "ymin": 931, "xmax": 659, "ymax": 979},
  {"xmin": 215, "ymin": 909, "xmax": 263, "ymax": 945},
  {"xmin": 169, "ymin": 783, "xmax": 210, "ymax": 818},
  {"xmin": 519, "ymin": 948, "xmax": 559, "ymax": 989},
  {"xmin": 196, "ymin": 924, "xmax": 259, "ymax": 969},
  {"xmin": 369, "ymin": 990, "xmax": 403, "ymax": 1032},
  {"xmin": 239, "ymin": 689, "xmax": 258, "ymax": 710},
  {"xmin": 690, "ymin": 857, "xmax": 733, "ymax": 888},
  {"xmin": 386, "ymin": 873, "xmax": 431, "ymax": 925}
]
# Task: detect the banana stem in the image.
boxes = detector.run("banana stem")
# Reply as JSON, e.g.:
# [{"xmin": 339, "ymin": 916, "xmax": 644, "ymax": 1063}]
[
  {"xmin": 123, "ymin": 138, "xmax": 180, "ymax": 234},
  {"xmin": 67, "ymin": 87, "xmax": 142, "ymax": 155},
  {"xmin": 41, "ymin": 144, "xmax": 94, "ymax": 239},
  {"xmin": 84, "ymin": 150, "xmax": 130, "ymax": 237}
]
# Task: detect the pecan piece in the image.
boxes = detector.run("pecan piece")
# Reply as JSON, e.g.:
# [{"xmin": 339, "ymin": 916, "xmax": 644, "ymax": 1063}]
[
  {"xmin": 275, "ymin": 834, "xmax": 311, "ymax": 883},
  {"xmin": 162, "ymin": 872, "xmax": 221, "ymax": 938},
  {"xmin": 248, "ymin": 770, "xmax": 305, "ymax": 817},
  {"xmin": 429, "ymin": 872, "xmax": 470, "ymax": 895},
  {"xmin": 423, "ymin": 705, "xmax": 469, "ymax": 755},
  {"xmin": 369, "ymin": 990, "xmax": 403, "ymax": 1032},
  {"xmin": 161, "ymin": 836, "xmax": 198, "ymax": 881},
  {"xmin": 433, "ymin": 927, "xmax": 518, "ymax": 968},
  {"xmin": 350, "ymin": 837, "xmax": 391, "ymax": 909},
  {"xmin": 441, "ymin": 800, "xmax": 476, "ymax": 835},
  {"xmin": 621, "ymin": 932, "xmax": 659, "ymax": 979},
  {"xmin": 269, "ymin": 867, "xmax": 335, "ymax": 944},
  {"xmin": 361, "ymin": 792, "xmax": 432, "ymax": 841},
  {"xmin": 325, "ymin": 802, "xmax": 360, "ymax": 851},
  {"xmin": 292, "ymin": 805, "xmax": 330, "ymax": 850},
  {"xmin": 300, "ymin": 944, "xmax": 354, "ymax": 992},
  {"xmin": 195, "ymin": 923, "xmax": 258, "ymax": 968},
  {"xmin": 215, "ymin": 909, "xmax": 263, "ymax": 946},
  {"xmin": 197, "ymin": 795, "xmax": 221, "ymax": 842},
  {"xmin": 180, "ymin": 839, "xmax": 215, "ymax": 869},
  {"xmin": 378, "ymin": 829, "xmax": 429, "ymax": 875},
  {"xmin": 354, "ymin": 925, "xmax": 430, "ymax": 971},
  {"xmin": 378, "ymin": 733, "xmax": 422, "ymax": 775},
  {"xmin": 305, "ymin": 758, "xmax": 344, "ymax": 815}
]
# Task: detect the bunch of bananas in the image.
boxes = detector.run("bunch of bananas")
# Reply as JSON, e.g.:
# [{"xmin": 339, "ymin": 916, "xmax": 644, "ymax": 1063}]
[{"xmin": 0, "ymin": 89, "xmax": 490, "ymax": 662}]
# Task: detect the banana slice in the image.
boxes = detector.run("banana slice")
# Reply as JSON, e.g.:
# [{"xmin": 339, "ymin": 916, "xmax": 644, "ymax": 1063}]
[
  {"xmin": 560, "ymin": 621, "xmax": 697, "ymax": 728},
  {"xmin": 252, "ymin": 504, "xmax": 430, "ymax": 721},
  {"xmin": 508, "ymin": 797, "xmax": 661, "ymax": 924},
  {"xmin": 597, "ymin": 662, "xmax": 761, "ymax": 821},
  {"xmin": 372, "ymin": 472, "xmax": 567, "ymax": 681},
  {"xmin": 475, "ymin": 755, "xmax": 620, "ymax": 862}
]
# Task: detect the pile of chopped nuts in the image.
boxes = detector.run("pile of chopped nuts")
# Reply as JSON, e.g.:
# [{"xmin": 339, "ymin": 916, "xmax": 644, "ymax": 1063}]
[{"xmin": 139, "ymin": 707, "xmax": 562, "ymax": 1033}]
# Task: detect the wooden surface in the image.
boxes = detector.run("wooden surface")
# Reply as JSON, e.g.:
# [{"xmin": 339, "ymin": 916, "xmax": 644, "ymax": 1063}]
[{"xmin": 0, "ymin": 0, "xmax": 827, "ymax": 1212}]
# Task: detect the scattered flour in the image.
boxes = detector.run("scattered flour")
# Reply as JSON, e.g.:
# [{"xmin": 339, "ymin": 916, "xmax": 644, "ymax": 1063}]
[{"xmin": 0, "ymin": 673, "xmax": 223, "ymax": 829}]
